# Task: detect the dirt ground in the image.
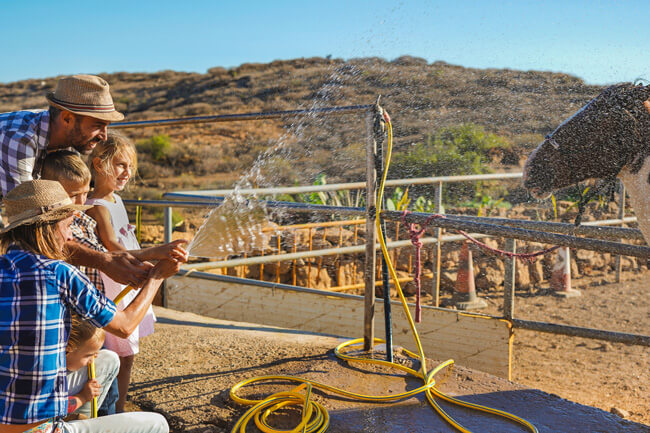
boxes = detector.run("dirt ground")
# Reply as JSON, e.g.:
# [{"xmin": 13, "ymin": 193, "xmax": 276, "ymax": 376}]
[
  {"xmin": 126, "ymin": 271, "xmax": 649, "ymax": 432},
  {"xmin": 468, "ymin": 272, "xmax": 649, "ymax": 425}
]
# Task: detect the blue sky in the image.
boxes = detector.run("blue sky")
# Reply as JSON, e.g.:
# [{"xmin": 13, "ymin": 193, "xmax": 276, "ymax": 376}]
[{"xmin": 1, "ymin": 0, "xmax": 647, "ymax": 85}]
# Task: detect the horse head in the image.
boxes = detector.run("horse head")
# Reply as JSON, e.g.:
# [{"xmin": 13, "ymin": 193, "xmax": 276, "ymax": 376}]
[{"xmin": 523, "ymin": 83, "xmax": 650, "ymax": 199}]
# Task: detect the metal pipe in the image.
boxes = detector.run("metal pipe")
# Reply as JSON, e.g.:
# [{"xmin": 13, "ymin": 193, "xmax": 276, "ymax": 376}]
[
  {"xmin": 111, "ymin": 104, "xmax": 373, "ymax": 129},
  {"xmin": 375, "ymin": 109, "xmax": 393, "ymax": 363},
  {"xmin": 124, "ymin": 198, "xmax": 647, "ymax": 257},
  {"xmin": 451, "ymin": 215, "xmax": 642, "ymax": 241},
  {"xmin": 432, "ymin": 180, "xmax": 443, "ymax": 307},
  {"xmin": 331, "ymin": 273, "xmax": 434, "ymax": 292},
  {"xmin": 163, "ymin": 206, "xmax": 172, "ymax": 244},
  {"xmin": 389, "ymin": 210, "xmax": 650, "ymax": 260},
  {"xmin": 364, "ymin": 112, "xmax": 377, "ymax": 351},
  {"xmin": 124, "ymin": 198, "xmax": 642, "ymax": 242},
  {"xmin": 163, "ymin": 172, "xmax": 523, "ymax": 198},
  {"xmin": 615, "ymin": 182, "xmax": 626, "ymax": 282},
  {"xmin": 503, "ymin": 239, "xmax": 516, "ymax": 320},
  {"xmin": 511, "ymin": 319, "xmax": 650, "ymax": 346},
  {"xmin": 182, "ymin": 234, "xmax": 487, "ymax": 271}
]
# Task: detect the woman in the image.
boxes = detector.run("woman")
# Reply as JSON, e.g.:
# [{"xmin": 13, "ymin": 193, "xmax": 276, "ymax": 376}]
[{"xmin": 0, "ymin": 180, "xmax": 178, "ymax": 433}]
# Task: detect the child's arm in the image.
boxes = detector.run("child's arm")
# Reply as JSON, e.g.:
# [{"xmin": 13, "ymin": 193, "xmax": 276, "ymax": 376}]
[
  {"xmin": 68, "ymin": 379, "xmax": 101, "ymax": 413},
  {"xmin": 105, "ymin": 259, "xmax": 180, "ymax": 338},
  {"xmin": 86, "ymin": 205, "xmax": 125, "ymax": 252},
  {"xmin": 129, "ymin": 239, "xmax": 189, "ymax": 263}
]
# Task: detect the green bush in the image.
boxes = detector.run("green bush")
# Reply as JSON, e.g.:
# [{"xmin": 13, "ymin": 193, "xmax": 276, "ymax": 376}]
[
  {"xmin": 391, "ymin": 124, "xmax": 511, "ymax": 203},
  {"xmin": 137, "ymin": 134, "xmax": 173, "ymax": 162}
]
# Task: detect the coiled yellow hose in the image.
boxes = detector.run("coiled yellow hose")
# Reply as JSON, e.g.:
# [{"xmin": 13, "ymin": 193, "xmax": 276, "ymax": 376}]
[{"xmin": 231, "ymin": 117, "xmax": 539, "ymax": 432}]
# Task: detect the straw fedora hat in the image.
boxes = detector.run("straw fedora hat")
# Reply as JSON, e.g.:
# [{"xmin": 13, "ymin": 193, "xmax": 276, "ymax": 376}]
[
  {"xmin": 1, "ymin": 180, "xmax": 92, "ymax": 233},
  {"xmin": 46, "ymin": 74, "xmax": 124, "ymax": 122}
]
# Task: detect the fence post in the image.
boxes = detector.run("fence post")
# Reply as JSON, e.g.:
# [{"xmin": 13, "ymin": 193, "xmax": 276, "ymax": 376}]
[
  {"xmin": 162, "ymin": 206, "xmax": 173, "ymax": 308},
  {"xmin": 615, "ymin": 181, "xmax": 626, "ymax": 283},
  {"xmin": 503, "ymin": 238, "xmax": 516, "ymax": 320},
  {"xmin": 432, "ymin": 180, "xmax": 443, "ymax": 307},
  {"xmin": 363, "ymin": 111, "xmax": 377, "ymax": 351}
]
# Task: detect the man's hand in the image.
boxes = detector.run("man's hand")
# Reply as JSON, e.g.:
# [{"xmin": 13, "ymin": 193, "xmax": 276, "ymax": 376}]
[
  {"xmin": 104, "ymin": 251, "xmax": 153, "ymax": 287},
  {"xmin": 78, "ymin": 379, "xmax": 101, "ymax": 404}
]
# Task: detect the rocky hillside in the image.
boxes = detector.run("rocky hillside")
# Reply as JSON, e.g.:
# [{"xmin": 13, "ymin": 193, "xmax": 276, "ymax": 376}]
[{"xmin": 0, "ymin": 57, "xmax": 607, "ymax": 193}]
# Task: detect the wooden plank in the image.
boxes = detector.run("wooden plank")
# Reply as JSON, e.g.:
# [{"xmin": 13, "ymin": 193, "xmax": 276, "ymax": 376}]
[{"xmin": 166, "ymin": 274, "xmax": 511, "ymax": 378}]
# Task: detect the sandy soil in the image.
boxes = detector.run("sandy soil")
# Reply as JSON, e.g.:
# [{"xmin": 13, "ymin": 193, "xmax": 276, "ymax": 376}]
[
  {"xmin": 129, "ymin": 308, "xmax": 647, "ymax": 433},
  {"xmin": 126, "ymin": 271, "xmax": 649, "ymax": 432}
]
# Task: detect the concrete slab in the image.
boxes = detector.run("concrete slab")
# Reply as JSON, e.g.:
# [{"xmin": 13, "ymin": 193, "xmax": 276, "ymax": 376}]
[{"xmin": 130, "ymin": 307, "xmax": 648, "ymax": 433}]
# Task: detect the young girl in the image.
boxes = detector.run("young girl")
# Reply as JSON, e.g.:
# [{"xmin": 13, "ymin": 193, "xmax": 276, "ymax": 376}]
[
  {"xmin": 0, "ymin": 179, "xmax": 173, "ymax": 433},
  {"xmin": 65, "ymin": 315, "xmax": 118, "ymax": 420},
  {"xmin": 86, "ymin": 131, "xmax": 184, "ymax": 412}
]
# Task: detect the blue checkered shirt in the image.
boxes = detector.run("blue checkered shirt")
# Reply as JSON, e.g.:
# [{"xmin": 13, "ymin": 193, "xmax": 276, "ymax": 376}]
[
  {"xmin": 0, "ymin": 246, "xmax": 116, "ymax": 424},
  {"xmin": 0, "ymin": 110, "xmax": 50, "ymax": 197}
]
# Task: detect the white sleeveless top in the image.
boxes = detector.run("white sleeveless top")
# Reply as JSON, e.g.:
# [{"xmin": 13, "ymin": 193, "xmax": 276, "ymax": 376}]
[{"xmin": 86, "ymin": 193, "xmax": 155, "ymax": 356}]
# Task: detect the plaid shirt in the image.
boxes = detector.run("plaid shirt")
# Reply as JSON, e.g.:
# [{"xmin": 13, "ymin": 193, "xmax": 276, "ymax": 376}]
[
  {"xmin": 70, "ymin": 213, "xmax": 106, "ymax": 294},
  {"xmin": 0, "ymin": 110, "xmax": 50, "ymax": 197},
  {"xmin": 0, "ymin": 246, "xmax": 116, "ymax": 424}
]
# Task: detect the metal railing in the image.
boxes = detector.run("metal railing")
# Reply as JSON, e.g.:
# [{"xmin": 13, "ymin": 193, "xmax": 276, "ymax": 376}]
[
  {"xmin": 123, "ymin": 193, "xmax": 649, "ymax": 347},
  {"xmin": 115, "ymin": 104, "xmax": 647, "ymax": 352}
]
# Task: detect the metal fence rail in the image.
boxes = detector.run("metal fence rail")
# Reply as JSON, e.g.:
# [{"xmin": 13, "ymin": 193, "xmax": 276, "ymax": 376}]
[
  {"xmin": 116, "ymin": 102, "xmax": 645, "ymax": 352},
  {"xmin": 111, "ymin": 105, "xmax": 373, "ymax": 129},
  {"xmin": 125, "ymin": 195, "xmax": 650, "ymax": 347},
  {"xmin": 163, "ymin": 172, "xmax": 524, "ymax": 198}
]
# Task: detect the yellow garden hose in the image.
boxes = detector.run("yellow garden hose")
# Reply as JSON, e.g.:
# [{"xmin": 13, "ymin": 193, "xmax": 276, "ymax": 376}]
[
  {"xmin": 113, "ymin": 285, "xmax": 135, "ymax": 306},
  {"xmin": 88, "ymin": 361, "xmax": 97, "ymax": 418},
  {"xmin": 230, "ymin": 114, "xmax": 539, "ymax": 432}
]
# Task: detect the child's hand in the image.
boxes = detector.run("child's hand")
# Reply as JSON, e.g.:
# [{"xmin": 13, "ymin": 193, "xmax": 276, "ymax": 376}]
[
  {"xmin": 148, "ymin": 240, "xmax": 189, "ymax": 263},
  {"xmin": 78, "ymin": 379, "xmax": 101, "ymax": 404},
  {"xmin": 164, "ymin": 239, "xmax": 189, "ymax": 263},
  {"xmin": 150, "ymin": 258, "xmax": 182, "ymax": 280}
]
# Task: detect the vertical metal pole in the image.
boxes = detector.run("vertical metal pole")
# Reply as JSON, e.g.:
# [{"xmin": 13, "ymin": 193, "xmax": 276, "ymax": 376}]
[
  {"xmin": 503, "ymin": 238, "xmax": 516, "ymax": 320},
  {"xmin": 363, "ymin": 111, "xmax": 377, "ymax": 351},
  {"xmin": 376, "ymin": 114, "xmax": 393, "ymax": 363},
  {"xmin": 615, "ymin": 181, "xmax": 626, "ymax": 283},
  {"xmin": 162, "ymin": 206, "xmax": 173, "ymax": 307},
  {"xmin": 432, "ymin": 181, "xmax": 443, "ymax": 307}
]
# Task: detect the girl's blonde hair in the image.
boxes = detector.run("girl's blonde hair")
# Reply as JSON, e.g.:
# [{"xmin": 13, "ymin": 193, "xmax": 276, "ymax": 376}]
[
  {"xmin": 90, "ymin": 131, "xmax": 138, "ymax": 182},
  {"xmin": 66, "ymin": 314, "xmax": 105, "ymax": 353},
  {"xmin": 0, "ymin": 221, "xmax": 69, "ymax": 261}
]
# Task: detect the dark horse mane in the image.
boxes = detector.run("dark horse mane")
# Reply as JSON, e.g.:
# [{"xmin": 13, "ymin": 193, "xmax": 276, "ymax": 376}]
[{"xmin": 587, "ymin": 83, "xmax": 650, "ymax": 176}]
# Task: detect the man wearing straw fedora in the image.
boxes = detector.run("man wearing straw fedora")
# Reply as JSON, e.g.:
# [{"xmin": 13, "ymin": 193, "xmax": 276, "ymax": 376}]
[{"xmin": 0, "ymin": 75, "xmax": 152, "ymax": 288}]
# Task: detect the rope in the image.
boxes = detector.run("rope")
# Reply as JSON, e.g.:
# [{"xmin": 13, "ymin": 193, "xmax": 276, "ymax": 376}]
[{"xmin": 401, "ymin": 211, "xmax": 560, "ymax": 263}]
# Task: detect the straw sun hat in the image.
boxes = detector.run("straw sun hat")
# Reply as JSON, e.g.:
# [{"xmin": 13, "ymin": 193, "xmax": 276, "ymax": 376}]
[
  {"xmin": 0, "ymin": 180, "xmax": 92, "ymax": 233},
  {"xmin": 46, "ymin": 74, "xmax": 124, "ymax": 122}
]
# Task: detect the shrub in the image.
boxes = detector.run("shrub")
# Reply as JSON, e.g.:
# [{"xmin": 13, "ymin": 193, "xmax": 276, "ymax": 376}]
[
  {"xmin": 137, "ymin": 134, "xmax": 173, "ymax": 162},
  {"xmin": 391, "ymin": 124, "xmax": 511, "ymax": 203}
]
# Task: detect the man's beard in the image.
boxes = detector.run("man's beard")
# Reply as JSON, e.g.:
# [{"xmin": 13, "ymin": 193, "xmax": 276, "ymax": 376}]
[{"xmin": 68, "ymin": 120, "xmax": 103, "ymax": 154}]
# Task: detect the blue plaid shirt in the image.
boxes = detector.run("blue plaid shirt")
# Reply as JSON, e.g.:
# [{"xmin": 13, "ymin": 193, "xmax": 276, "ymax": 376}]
[
  {"xmin": 0, "ymin": 110, "xmax": 50, "ymax": 197},
  {"xmin": 0, "ymin": 246, "xmax": 116, "ymax": 424}
]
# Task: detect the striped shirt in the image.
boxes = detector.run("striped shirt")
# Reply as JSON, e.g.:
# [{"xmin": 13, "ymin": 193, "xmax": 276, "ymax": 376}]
[
  {"xmin": 0, "ymin": 246, "xmax": 116, "ymax": 424},
  {"xmin": 0, "ymin": 110, "xmax": 50, "ymax": 197}
]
